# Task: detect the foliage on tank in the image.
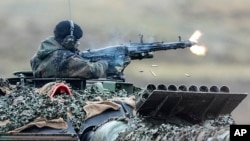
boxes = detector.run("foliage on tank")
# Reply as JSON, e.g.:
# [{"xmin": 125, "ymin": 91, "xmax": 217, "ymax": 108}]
[
  {"xmin": 115, "ymin": 115, "xmax": 232, "ymax": 141},
  {"xmin": 0, "ymin": 78, "xmax": 138, "ymax": 133}
]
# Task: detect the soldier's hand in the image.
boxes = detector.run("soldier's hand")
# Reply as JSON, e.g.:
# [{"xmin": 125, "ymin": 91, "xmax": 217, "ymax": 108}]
[
  {"xmin": 107, "ymin": 63, "xmax": 119, "ymax": 76},
  {"xmin": 108, "ymin": 55, "xmax": 131, "ymax": 67}
]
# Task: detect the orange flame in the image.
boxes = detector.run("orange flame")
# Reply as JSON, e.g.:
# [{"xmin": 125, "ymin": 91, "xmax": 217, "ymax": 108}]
[
  {"xmin": 189, "ymin": 30, "xmax": 207, "ymax": 56},
  {"xmin": 189, "ymin": 30, "xmax": 202, "ymax": 43},
  {"xmin": 190, "ymin": 45, "xmax": 207, "ymax": 56}
]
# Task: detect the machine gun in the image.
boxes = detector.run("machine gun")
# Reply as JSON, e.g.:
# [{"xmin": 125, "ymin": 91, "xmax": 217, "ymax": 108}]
[{"xmin": 80, "ymin": 35, "xmax": 196, "ymax": 80}]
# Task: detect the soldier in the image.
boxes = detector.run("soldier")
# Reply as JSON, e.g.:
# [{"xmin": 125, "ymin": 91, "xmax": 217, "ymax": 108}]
[
  {"xmin": 28, "ymin": 20, "xmax": 232, "ymax": 141},
  {"xmin": 30, "ymin": 20, "xmax": 116, "ymax": 79}
]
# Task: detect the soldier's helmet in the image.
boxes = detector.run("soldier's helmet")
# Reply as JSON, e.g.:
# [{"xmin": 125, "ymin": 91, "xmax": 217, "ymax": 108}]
[{"xmin": 54, "ymin": 20, "xmax": 83, "ymax": 50}]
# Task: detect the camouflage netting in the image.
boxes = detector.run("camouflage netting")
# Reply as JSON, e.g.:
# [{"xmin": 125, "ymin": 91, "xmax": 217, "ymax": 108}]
[
  {"xmin": 0, "ymin": 78, "xmax": 233, "ymax": 141},
  {"xmin": 0, "ymin": 78, "xmax": 13, "ymax": 95},
  {"xmin": 0, "ymin": 79, "xmax": 137, "ymax": 133},
  {"xmin": 116, "ymin": 115, "xmax": 232, "ymax": 141}
]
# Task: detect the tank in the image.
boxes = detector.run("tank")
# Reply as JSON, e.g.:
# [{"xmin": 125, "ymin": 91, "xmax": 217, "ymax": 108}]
[
  {"xmin": 0, "ymin": 70, "xmax": 247, "ymax": 141},
  {"xmin": 0, "ymin": 35, "xmax": 248, "ymax": 141}
]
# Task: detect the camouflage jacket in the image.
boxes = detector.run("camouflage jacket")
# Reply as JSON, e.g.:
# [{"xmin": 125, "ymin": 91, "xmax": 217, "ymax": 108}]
[{"xmin": 30, "ymin": 36, "xmax": 109, "ymax": 78}]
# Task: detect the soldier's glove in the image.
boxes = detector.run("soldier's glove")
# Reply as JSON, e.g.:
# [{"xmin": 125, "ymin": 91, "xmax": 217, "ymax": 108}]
[
  {"xmin": 106, "ymin": 55, "xmax": 130, "ymax": 80},
  {"xmin": 108, "ymin": 55, "xmax": 130, "ymax": 68},
  {"xmin": 106, "ymin": 63, "xmax": 120, "ymax": 77}
]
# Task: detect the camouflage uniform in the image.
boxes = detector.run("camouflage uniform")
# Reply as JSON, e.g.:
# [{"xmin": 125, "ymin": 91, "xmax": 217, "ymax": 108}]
[{"xmin": 30, "ymin": 36, "xmax": 109, "ymax": 78}]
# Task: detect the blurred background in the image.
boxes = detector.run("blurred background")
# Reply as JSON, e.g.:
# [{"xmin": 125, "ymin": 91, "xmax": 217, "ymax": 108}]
[{"xmin": 0, "ymin": 0, "xmax": 249, "ymax": 123}]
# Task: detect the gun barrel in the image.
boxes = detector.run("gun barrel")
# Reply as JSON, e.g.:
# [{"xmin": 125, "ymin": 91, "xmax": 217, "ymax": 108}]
[
  {"xmin": 160, "ymin": 40, "xmax": 196, "ymax": 50},
  {"xmin": 128, "ymin": 40, "xmax": 196, "ymax": 60}
]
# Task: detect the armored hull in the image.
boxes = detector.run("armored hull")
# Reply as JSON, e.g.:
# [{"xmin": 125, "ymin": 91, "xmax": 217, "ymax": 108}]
[{"xmin": 0, "ymin": 71, "xmax": 247, "ymax": 141}]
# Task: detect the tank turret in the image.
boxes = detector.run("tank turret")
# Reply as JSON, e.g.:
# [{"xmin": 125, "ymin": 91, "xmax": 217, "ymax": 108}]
[{"xmin": 0, "ymin": 34, "xmax": 248, "ymax": 141}]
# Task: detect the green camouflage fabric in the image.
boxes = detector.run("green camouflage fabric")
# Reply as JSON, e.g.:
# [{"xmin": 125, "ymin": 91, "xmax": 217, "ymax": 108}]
[
  {"xmin": 0, "ymin": 80, "xmax": 133, "ymax": 132},
  {"xmin": 88, "ymin": 115, "xmax": 230, "ymax": 141},
  {"xmin": 114, "ymin": 116, "xmax": 230, "ymax": 141},
  {"xmin": 0, "ymin": 79, "xmax": 231, "ymax": 141},
  {"xmin": 30, "ymin": 36, "xmax": 109, "ymax": 78}
]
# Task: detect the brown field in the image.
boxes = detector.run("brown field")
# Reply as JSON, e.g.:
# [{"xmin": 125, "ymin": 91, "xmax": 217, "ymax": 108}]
[{"xmin": 0, "ymin": 0, "xmax": 249, "ymax": 124}]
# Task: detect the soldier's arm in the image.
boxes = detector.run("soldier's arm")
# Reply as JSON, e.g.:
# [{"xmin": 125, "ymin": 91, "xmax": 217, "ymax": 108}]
[{"xmin": 60, "ymin": 55, "xmax": 109, "ymax": 79}]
